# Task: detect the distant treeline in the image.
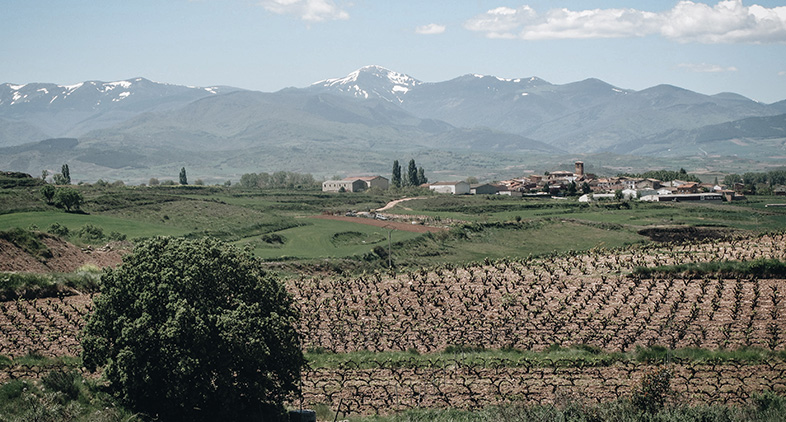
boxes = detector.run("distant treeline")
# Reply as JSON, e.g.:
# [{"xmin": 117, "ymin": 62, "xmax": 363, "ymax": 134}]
[
  {"xmin": 617, "ymin": 169, "xmax": 701, "ymax": 183},
  {"xmin": 238, "ymin": 171, "xmax": 319, "ymax": 189},
  {"xmin": 724, "ymin": 170, "xmax": 786, "ymax": 187}
]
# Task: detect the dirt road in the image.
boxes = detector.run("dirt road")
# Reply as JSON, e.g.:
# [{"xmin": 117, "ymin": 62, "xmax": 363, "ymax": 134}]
[{"xmin": 311, "ymin": 214, "xmax": 445, "ymax": 233}]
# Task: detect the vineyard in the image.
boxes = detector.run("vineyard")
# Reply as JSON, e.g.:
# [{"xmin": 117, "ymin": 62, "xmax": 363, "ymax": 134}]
[{"xmin": 1, "ymin": 232, "xmax": 786, "ymax": 415}]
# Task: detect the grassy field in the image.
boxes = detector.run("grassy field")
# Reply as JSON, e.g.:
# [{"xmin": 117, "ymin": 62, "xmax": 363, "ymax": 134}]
[
  {"xmin": 0, "ymin": 211, "xmax": 190, "ymax": 241},
  {"xmin": 241, "ymin": 217, "xmax": 422, "ymax": 259},
  {"xmin": 1, "ymin": 184, "xmax": 785, "ymax": 267}
]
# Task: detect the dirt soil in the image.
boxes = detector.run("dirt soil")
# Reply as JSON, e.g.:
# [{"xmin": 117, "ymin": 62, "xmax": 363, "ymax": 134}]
[
  {"xmin": 0, "ymin": 235, "xmax": 129, "ymax": 273},
  {"xmin": 312, "ymin": 214, "xmax": 446, "ymax": 233}
]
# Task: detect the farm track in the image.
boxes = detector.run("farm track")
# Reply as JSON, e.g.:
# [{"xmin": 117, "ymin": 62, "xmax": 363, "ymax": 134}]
[
  {"xmin": 2, "ymin": 232, "xmax": 786, "ymax": 413},
  {"xmin": 311, "ymin": 214, "xmax": 446, "ymax": 233}
]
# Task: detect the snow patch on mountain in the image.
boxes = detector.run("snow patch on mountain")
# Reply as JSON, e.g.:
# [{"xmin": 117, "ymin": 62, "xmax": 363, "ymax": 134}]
[
  {"xmin": 312, "ymin": 65, "xmax": 421, "ymax": 103},
  {"xmin": 63, "ymin": 83, "xmax": 83, "ymax": 91}
]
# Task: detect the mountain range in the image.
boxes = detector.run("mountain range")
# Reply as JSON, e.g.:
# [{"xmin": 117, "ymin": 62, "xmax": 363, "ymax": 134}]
[{"xmin": 1, "ymin": 65, "xmax": 784, "ymax": 183}]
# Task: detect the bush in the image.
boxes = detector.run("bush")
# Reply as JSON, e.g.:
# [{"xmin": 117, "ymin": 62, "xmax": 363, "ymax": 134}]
[
  {"xmin": 631, "ymin": 367, "xmax": 672, "ymax": 414},
  {"xmin": 0, "ymin": 379, "xmax": 30, "ymax": 402},
  {"xmin": 107, "ymin": 231, "xmax": 126, "ymax": 241},
  {"xmin": 76, "ymin": 224, "xmax": 104, "ymax": 241},
  {"xmin": 47, "ymin": 223, "xmax": 70, "ymax": 237},
  {"xmin": 752, "ymin": 390, "xmax": 786, "ymax": 413},
  {"xmin": 41, "ymin": 370, "xmax": 80, "ymax": 402},
  {"xmin": 82, "ymin": 237, "xmax": 304, "ymax": 421}
]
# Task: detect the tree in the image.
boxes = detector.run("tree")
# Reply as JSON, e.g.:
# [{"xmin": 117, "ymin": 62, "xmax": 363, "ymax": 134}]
[
  {"xmin": 40, "ymin": 184, "xmax": 55, "ymax": 204},
  {"xmin": 41, "ymin": 169, "xmax": 48, "ymax": 181},
  {"xmin": 53, "ymin": 173, "xmax": 68, "ymax": 185},
  {"xmin": 418, "ymin": 166, "xmax": 428, "ymax": 184},
  {"xmin": 53, "ymin": 187, "xmax": 83, "ymax": 212},
  {"xmin": 581, "ymin": 182, "xmax": 591, "ymax": 194},
  {"xmin": 82, "ymin": 237, "xmax": 304, "ymax": 421},
  {"xmin": 725, "ymin": 174, "xmax": 742, "ymax": 185},
  {"xmin": 61, "ymin": 164, "xmax": 71, "ymax": 184},
  {"xmin": 179, "ymin": 167, "xmax": 188, "ymax": 185},
  {"xmin": 406, "ymin": 159, "xmax": 419, "ymax": 187},
  {"xmin": 148, "ymin": 177, "xmax": 160, "ymax": 186},
  {"xmin": 391, "ymin": 160, "xmax": 401, "ymax": 188},
  {"xmin": 567, "ymin": 181, "xmax": 577, "ymax": 196}
]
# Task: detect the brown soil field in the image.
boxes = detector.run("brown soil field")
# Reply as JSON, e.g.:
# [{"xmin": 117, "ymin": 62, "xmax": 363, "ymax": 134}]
[{"xmin": 312, "ymin": 214, "xmax": 446, "ymax": 233}]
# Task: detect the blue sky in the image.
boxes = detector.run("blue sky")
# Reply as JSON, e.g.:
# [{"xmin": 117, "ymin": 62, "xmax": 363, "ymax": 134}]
[{"xmin": 3, "ymin": 0, "xmax": 786, "ymax": 103}]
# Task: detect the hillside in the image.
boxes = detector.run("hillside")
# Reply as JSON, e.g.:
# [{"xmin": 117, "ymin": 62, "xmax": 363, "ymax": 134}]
[{"xmin": 0, "ymin": 231, "xmax": 126, "ymax": 273}]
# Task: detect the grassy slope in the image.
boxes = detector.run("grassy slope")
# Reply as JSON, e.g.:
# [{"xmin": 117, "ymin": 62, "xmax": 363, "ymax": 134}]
[
  {"xmin": 240, "ymin": 218, "xmax": 422, "ymax": 259},
  {"xmin": 1, "ymin": 184, "xmax": 784, "ymax": 267},
  {"xmin": 0, "ymin": 211, "xmax": 189, "ymax": 240}
]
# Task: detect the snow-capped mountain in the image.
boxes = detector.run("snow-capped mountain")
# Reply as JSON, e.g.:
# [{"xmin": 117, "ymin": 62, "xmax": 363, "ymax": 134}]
[
  {"xmin": 0, "ymin": 78, "xmax": 226, "ymax": 109},
  {"xmin": 0, "ymin": 78, "xmax": 239, "ymax": 145},
  {"xmin": 2, "ymin": 66, "xmax": 786, "ymax": 183},
  {"xmin": 309, "ymin": 66, "xmax": 779, "ymax": 151},
  {"xmin": 308, "ymin": 65, "xmax": 421, "ymax": 103}
]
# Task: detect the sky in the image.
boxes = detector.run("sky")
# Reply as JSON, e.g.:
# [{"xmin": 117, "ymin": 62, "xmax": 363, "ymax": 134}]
[{"xmin": 2, "ymin": 0, "xmax": 786, "ymax": 103}]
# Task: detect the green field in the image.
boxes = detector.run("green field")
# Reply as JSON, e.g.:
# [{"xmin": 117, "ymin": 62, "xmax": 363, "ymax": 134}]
[
  {"xmin": 240, "ymin": 217, "xmax": 421, "ymax": 259},
  {"xmin": 1, "ymin": 184, "xmax": 785, "ymax": 267},
  {"xmin": 0, "ymin": 211, "xmax": 190, "ymax": 240}
]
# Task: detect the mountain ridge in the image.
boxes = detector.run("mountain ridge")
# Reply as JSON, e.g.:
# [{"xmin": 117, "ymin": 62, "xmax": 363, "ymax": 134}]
[{"xmin": 1, "ymin": 65, "xmax": 785, "ymax": 182}]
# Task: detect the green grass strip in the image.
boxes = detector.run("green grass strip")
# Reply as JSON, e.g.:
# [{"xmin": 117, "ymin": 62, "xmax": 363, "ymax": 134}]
[{"xmin": 632, "ymin": 258, "xmax": 786, "ymax": 278}]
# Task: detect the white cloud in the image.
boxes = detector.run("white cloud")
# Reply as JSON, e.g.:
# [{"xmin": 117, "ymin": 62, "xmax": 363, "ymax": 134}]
[
  {"xmin": 464, "ymin": 0, "xmax": 786, "ymax": 44},
  {"xmin": 415, "ymin": 23, "xmax": 446, "ymax": 35},
  {"xmin": 779, "ymin": 71, "xmax": 786, "ymax": 76},
  {"xmin": 677, "ymin": 63, "xmax": 739, "ymax": 72},
  {"xmin": 464, "ymin": 6, "xmax": 536, "ymax": 39},
  {"xmin": 259, "ymin": 0, "xmax": 349, "ymax": 22}
]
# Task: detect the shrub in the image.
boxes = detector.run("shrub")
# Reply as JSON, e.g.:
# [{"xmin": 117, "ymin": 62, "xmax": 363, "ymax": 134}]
[
  {"xmin": 752, "ymin": 390, "xmax": 786, "ymax": 413},
  {"xmin": 0, "ymin": 379, "xmax": 32, "ymax": 402},
  {"xmin": 77, "ymin": 224, "xmax": 104, "ymax": 241},
  {"xmin": 48, "ymin": 222, "xmax": 70, "ymax": 237},
  {"xmin": 107, "ymin": 231, "xmax": 126, "ymax": 241},
  {"xmin": 41, "ymin": 370, "xmax": 80, "ymax": 401},
  {"xmin": 631, "ymin": 367, "xmax": 672, "ymax": 414}
]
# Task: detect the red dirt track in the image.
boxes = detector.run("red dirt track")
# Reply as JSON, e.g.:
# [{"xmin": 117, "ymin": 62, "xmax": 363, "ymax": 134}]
[{"xmin": 311, "ymin": 214, "xmax": 446, "ymax": 233}]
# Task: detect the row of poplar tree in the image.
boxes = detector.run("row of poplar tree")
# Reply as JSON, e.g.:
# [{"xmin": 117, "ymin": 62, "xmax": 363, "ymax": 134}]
[{"xmin": 391, "ymin": 159, "xmax": 427, "ymax": 188}]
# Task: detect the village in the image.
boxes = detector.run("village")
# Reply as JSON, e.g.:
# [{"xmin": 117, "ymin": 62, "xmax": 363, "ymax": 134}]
[{"xmin": 322, "ymin": 161, "xmax": 750, "ymax": 203}]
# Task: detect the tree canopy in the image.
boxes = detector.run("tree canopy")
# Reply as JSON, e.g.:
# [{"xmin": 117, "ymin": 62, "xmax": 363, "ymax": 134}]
[
  {"xmin": 179, "ymin": 167, "xmax": 188, "ymax": 185},
  {"xmin": 238, "ymin": 171, "xmax": 317, "ymax": 189},
  {"xmin": 53, "ymin": 187, "xmax": 83, "ymax": 212},
  {"xmin": 82, "ymin": 237, "xmax": 304, "ymax": 421},
  {"xmin": 392, "ymin": 160, "xmax": 401, "ymax": 188},
  {"xmin": 406, "ymin": 159, "xmax": 419, "ymax": 186}
]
